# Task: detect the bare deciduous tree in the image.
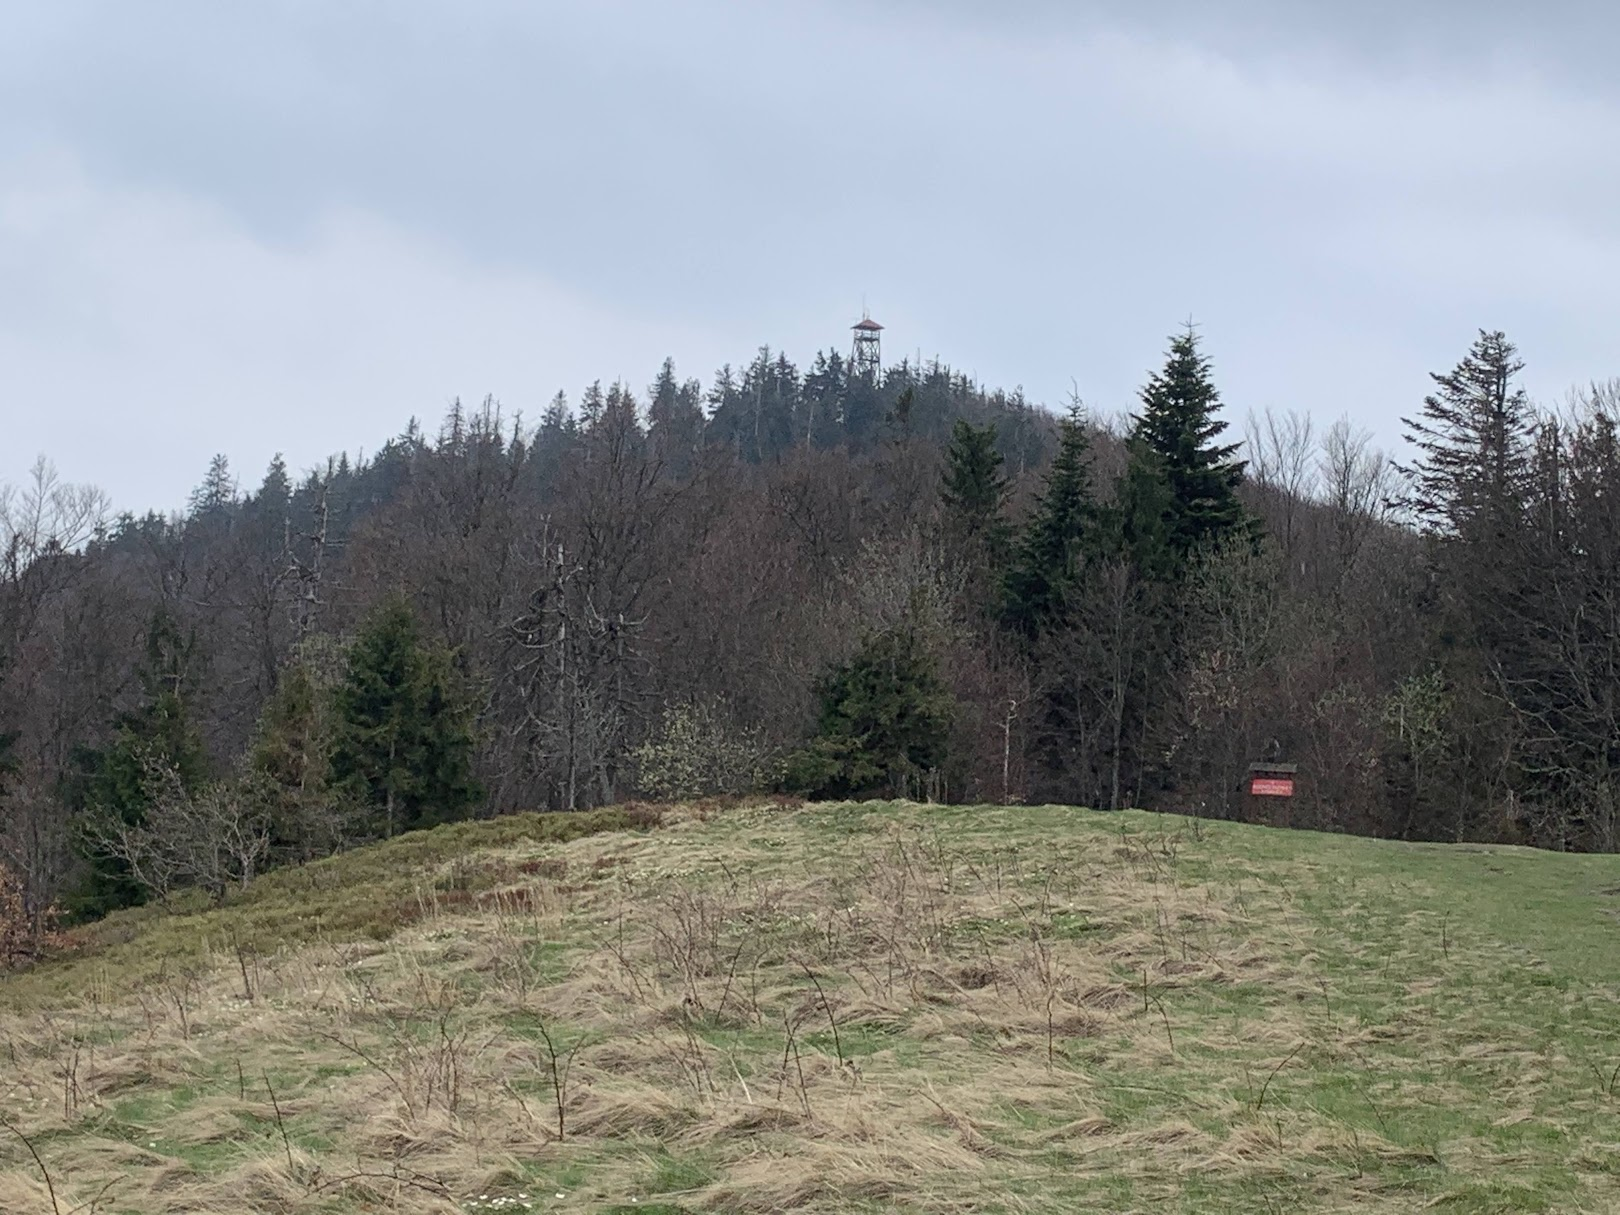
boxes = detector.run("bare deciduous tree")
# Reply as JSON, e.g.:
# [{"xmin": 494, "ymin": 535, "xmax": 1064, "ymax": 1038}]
[
  {"xmin": 83, "ymin": 757, "xmax": 270, "ymax": 905},
  {"xmin": 1245, "ymin": 408, "xmax": 1315, "ymax": 559},
  {"xmin": 1317, "ymin": 416, "xmax": 1399, "ymax": 594}
]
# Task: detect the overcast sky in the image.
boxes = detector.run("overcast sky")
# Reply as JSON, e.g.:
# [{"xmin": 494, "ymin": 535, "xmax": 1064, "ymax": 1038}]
[{"xmin": 3, "ymin": 1, "xmax": 1617, "ymax": 512}]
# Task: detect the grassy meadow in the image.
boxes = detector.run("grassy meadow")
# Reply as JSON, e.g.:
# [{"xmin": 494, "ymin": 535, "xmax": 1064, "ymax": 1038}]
[{"xmin": 2, "ymin": 799, "xmax": 1619, "ymax": 1213}]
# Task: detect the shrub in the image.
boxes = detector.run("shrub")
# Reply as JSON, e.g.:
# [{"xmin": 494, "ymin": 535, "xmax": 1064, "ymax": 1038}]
[
  {"xmin": 632, "ymin": 698, "xmax": 772, "ymax": 801},
  {"xmin": 81, "ymin": 756, "xmax": 271, "ymax": 906}
]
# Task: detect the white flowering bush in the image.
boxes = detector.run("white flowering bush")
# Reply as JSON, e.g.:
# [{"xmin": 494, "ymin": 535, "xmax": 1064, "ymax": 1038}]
[{"xmin": 632, "ymin": 698, "xmax": 773, "ymax": 801}]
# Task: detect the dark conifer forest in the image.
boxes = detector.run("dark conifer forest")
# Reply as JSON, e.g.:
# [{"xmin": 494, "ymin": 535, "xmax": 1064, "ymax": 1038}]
[{"xmin": 5, "ymin": 326, "xmax": 1620, "ymax": 946}]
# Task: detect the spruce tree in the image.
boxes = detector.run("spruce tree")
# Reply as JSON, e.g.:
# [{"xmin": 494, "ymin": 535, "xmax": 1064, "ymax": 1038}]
[
  {"xmin": 71, "ymin": 611, "xmax": 208, "ymax": 918},
  {"xmin": 1108, "ymin": 440, "xmax": 1178, "ymax": 580},
  {"xmin": 253, "ymin": 454, "xmax": 292, "ymax": 517},
  {"xmin": 1399, "ymin": 329, "xmax": 1534, "ymax": 542},
  {"xmin": 328, "ymin": 599, "xmax": 480, "ymax": 838},
  {"xmin": 941, "ymin": 420, "xmax": 1010, "ymax": 552},
  {"xmin": 530, "ymin": 391, "xmax": 578, "ymax": 486},
  {"xmin": 188, "ymin": 453, "xmax": 237, "ymax": 518},
  {"xmin": 942, "ymin": 418, "xmax": 1013, "ymax": 620},
  {"xmin": 648, "ymin": 358, "xmax": 700, "ymax": 465},
  {"xmin": 249, "ymin": 638, "xmax": 348, "ymax": 859},
  {"xmin": 802, "ymin": 350, "xmax": 848, "ymax": 449},
  {"xmin": 1003, "ymin": 406, "xmax": 1098, "ymax": 638},
  {"xmin": 579, "ymin": 381, "xmax": 606, "ymax": 431},
  {"xmin": 1399, "ymin": 330, "xmax": 1538, "ymax": 727},
  {"xmin": 541, "ymin": 390, "xmax": 573, "ymax": 436},
  {"xmin": 784, "ymin": 625, "xmax": 954, "ymax": 800},
  {"xmin": 1131, "ymin": 328, "xmax": 1250, "ymax": 562}
]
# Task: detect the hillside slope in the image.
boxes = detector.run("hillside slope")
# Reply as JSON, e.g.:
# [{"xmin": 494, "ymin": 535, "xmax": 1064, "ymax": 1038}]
[{"xmin": 3, "ymin": 801, "xmax": 1619, "ymax": 1214}]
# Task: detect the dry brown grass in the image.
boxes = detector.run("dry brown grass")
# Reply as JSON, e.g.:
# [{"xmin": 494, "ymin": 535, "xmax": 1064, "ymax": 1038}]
[{"xmin": 2, "ymin": 800, "xmax": 1618, "ymax": 1212}]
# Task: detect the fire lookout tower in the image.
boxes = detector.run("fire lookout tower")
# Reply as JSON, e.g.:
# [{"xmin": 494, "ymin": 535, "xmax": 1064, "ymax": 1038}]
[{"xmin": 851, "ymin": 313, "xmax": 883, "ymax": 382}]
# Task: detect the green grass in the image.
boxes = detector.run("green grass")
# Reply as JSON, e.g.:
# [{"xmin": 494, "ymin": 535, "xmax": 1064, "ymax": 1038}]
[
  {"xmin": 3, "ymin": 799, "xmax": 1620, "ymax": 1212},
  {"xmin": 7, "ymin": 805, "xmax": 655, "ymax": 1008}
]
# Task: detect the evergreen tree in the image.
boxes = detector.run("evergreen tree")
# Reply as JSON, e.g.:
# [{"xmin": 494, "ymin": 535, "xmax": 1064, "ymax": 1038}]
[
  {"xmin": 1003, "ymin": 406, "xmax": 1098, "ymax": 638},
  {"xmin": 530, "ymin": 391, "xmax": 578, "ymax": 488},
  {"xmin": 1108, "ymin": 440, "xmax": 1178, "ymax": 580},
  {"xmin": 704, "ymin": 364, "xmax": 743, "ymax": 455},
  {"xmin": 801, "ymin": 350, "xmax": 848, "ymax": 449},
  {"xmin": 1399, "ymin": 329, "xmax": 1535, "ymax": 543},
  {"xmin": 248, "ymin": 637, "xmax": 348, "ymax": 859},
  {"xmin": 71, "ymin": 611, "xmax": 208, "ymax": 918},
  {"xmin": 784, "ymin": 624, "xmax": 954, "ymax": 800},
  {"xmin": 1013, "ymin": 424, "xmax": 1177, "ymax": 809},
  {"xmin": 252, "ymin": 454, "xmax": 292, "ymax": 518},
  {"xmin": 649, "ymin": 357, "xmax": 680, "ymax": 424},
  {"xmin": 1130, "ymin": 328, "xmax": 1250, "ymax": 562},
  {"xmin": 601, "ymin": 380, "xmax": 643, "ymax": 441},
  {"xmin": 738, "ymin": 347, "xmax": 801, "ymax": 461},
  {"xmin": 1079, "ymin": 433, "xmax": 1219, "ymax": 811},
  {"xmin": 1398, "ymin": 332, "xmax": 1535, "ymax": 656},
  {"xmin": 439, "ymin": 397, "xmax": 468, "ymax": 451},
  {"xmin": 884, "ymin": 384, "xmax": 918, "ymax": 444},
  {"xmin": 941, "ymin": 419, "xmax": 1012, "ymax": 620},
  {"xmin": 647, "ymin": 358, "xmax": 704, "ymax": 473},
  {"xmin": 328, "ymin": 599, "xmax": 481, "ymax": 838},
  {"xmin": 842, "ymin": 368, "xmax": 886, "ymax": 451},
  {"xmin": 579, "ymin": 381, "xmax": 606, "ymax": 431},
  {"xmin": 942, "ymin": 420, "xmax": 1009, "ymax": 542},
  {"xmin": 1396, "ymin": 332, "xmax": 1539, "ymax": 829},
  {"xmin": 189, "ymin": 453, "xmax": 237, "ymax": 518},
  {"xmin": 541, "ymin": 390, "xmax": 573, "ymax": 436}
]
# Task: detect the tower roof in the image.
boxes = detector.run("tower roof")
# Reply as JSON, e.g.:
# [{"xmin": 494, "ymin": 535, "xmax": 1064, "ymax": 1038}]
[{"xmin": 852, "ymin": 318, "xmax": 884, "ymax": 332}]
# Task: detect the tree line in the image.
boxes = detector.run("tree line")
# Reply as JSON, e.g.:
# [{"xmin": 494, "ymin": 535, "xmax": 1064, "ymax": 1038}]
[{"xmin": 1, "ymin": 327, "xmax": 1615, "ymax": 957}]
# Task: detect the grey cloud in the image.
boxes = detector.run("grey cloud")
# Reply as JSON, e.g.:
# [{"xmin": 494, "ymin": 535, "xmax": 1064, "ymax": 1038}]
[{"xmin": 1, "ymin": 1, "xmax": 1617, "ymax": 508}]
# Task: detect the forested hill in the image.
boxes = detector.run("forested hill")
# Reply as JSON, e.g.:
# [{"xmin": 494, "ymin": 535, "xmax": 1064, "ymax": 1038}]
[
  {"xmin": 3, "ymin": 326, "xmax": 1619, "ymax": 951},
  {"xmin": 102, "ymin": 348, "xmax": 1062, "ymax": 570}
]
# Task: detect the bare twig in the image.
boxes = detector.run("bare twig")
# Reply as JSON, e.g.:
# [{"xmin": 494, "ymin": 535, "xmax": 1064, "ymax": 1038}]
[
  {"xmin": 532, "ymin": 1013, "xmax": 579, "ymax": 1141},
  {"xmin": 1255, "ymin": 1042, "xmax": 1306, "ymax": 1113},
  {"xmin": 795, "ymin": 958, "xmax": 843, "ymax": 1065},
  {"xmin": 716, "ymin": 937, "xmax": 748, "ymax": 1018},
  {"xmin": 232, "ymin": 934, "xmax": 256, "ymax": 1002},
  {"xmin": 308, "ymin": 1166, "xmax": 452, "ymax": 1200},
  {"xmin": 67, "ymin": 1175, "xmax": 119, "ymax": 1215},
  {"xmin": 777, "ymin": 1012, "xmax": 812, "ymax": 1116},
  {"xmin": 262, "ymin": 1073, "xmax": 297, "ymax": 1177},
  {"xmin": 315, "ymin": 1031, "xmax": 406, "ymax": 1107},
  {"xmin": 1, "ymin": 1115, "xmax": 61, "ymax": 1215},
  {"xmin": 1141, "ymin": 981, "xmax": 1175, "ymax": 1056}
]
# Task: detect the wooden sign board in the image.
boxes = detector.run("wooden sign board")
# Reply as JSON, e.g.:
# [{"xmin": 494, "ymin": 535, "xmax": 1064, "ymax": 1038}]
[
  {"xmin": 1249, "ymin": 776, "xmax": 1295, "ymax": 797},
  {"xmin": 1247, "ymin": 762, "xmax": 1297, "ymax": 799}
]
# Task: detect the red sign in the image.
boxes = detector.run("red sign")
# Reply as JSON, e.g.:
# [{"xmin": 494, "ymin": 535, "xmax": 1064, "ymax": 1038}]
[{"xmin": 1249, "ymin": 777, "xmax": 1295, "ymax": 797}]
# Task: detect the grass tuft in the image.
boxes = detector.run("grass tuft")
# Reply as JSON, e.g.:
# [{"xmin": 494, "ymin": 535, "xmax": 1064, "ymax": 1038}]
[{"xmin": 3, "ymin": 799, "xmax": 1619, "ymax": 1212}]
